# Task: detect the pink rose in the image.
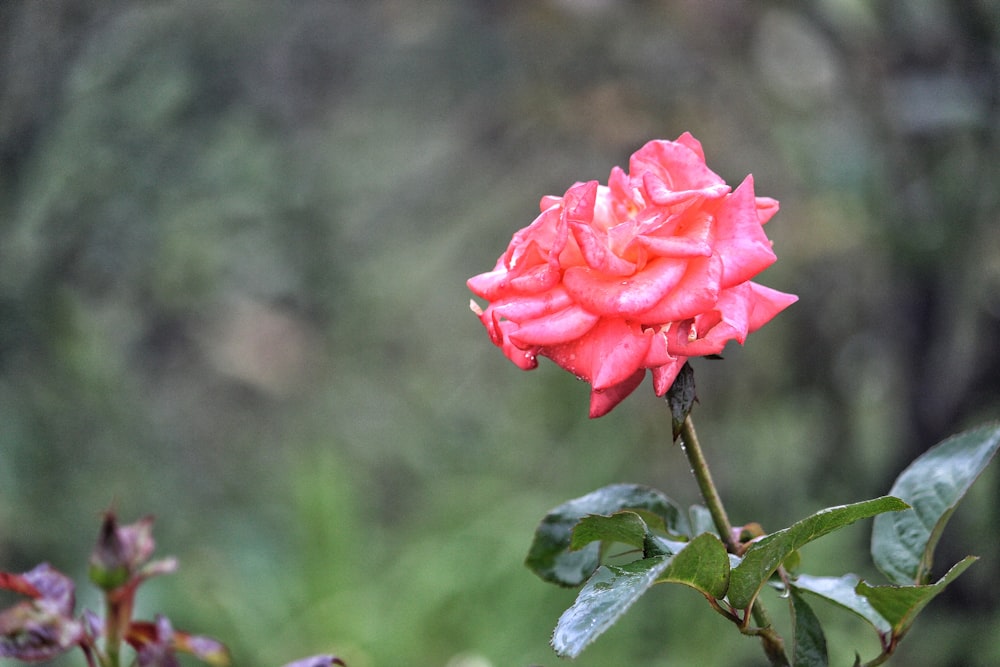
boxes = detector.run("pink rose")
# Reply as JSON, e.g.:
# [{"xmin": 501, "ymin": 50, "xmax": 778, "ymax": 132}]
[{"xmin": 468, "ymin": 133, "xmax": 797, "ymax": 418}]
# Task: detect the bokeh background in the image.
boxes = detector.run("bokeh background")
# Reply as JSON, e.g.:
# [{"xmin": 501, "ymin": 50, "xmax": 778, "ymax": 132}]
[{"xmin": 1, "ymin": 1, "xmax": 998, "ymax": 666}]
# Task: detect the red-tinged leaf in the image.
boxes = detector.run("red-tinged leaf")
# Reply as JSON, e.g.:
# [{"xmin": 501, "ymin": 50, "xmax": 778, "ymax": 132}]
[{"xmin": 280, "ymin": 655, "xmax": 347, "ymax": 667}]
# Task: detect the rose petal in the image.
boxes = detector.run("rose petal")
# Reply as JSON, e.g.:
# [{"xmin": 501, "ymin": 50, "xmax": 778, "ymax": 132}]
[
  {"xmin": 563, "ymin": 257, "xmax": 687, "ymax": 317},
  {"xmin": 674, "ymin": 131, "xmax": 705, "ymax": 160},
  {"xmin": 590, "ymin": 323, "xmax": 653, "ymax": 390},
  {"xmin": 466, "ymin": 263, "xmax": 507, "ymax": 300},
  {"xmin": 663, "ymin": 284, "xmax": 751, "ymax": 357},
  {"xmin": 509, "ymin": 261, "xmax": 561, "ymax": 293},
  {"xmin": 562, "ymin": 180, "xmax": 599, "ymax": 224},
  {"xmin": 490, "ymin": 286, "xmax": 574, "ymax": 322},
  {"xmin": 509, "ymin": 305, "xmax": 600, "ymax": 346},
  {"xmin": 634, "ymin": 255, "xmax": 722, "ymax": 323},
  {"xmin": 539, "ymin": 194, "xmax": 562, "ymax": 211},
  {"xmin": 747, "ymin": 282, "xmax": 799, "ymax": 332},
  {"xmin": 756, "ymin": 196, "xmax": 779, "ymax": 224},
  {"xmin": 652, "ymin": 357, "xmax": 688, "ymax": 396},
  {"xmin": 633, "ymin": 209, "xmax": 714, "ymax": 258},
  {"xmin": 491, "ymin": 318, "xmax": 538, "ymax": 370},
  {"xmin": 642, "ymin": 327, "xmax": 674, "ymax": 367},
  {"xmin": 545, "ymin": 319, "xmax": 651, "ymax": 390},
  {"xmin": 606, "ymin": 166, "xmax": 638, "ymax": 219},
  {"xmin": 633, "ymin": 235, "xmax": 711, "ymax": 258},
  {"xmin": 642, "ymin": 173, "xmax": 730, "ymax": 207},
  {"xmin": 630, "ymin": 138, "xmax": 726, "ymax": 193},
  {"xmin": 665, "ymin": 282, "xmax": 797, "ymax": 356},
  {"xmin": 589, "ymin": 369, "xmax": 646, "ymax": 418},
  {"xmin": 570, "ymin": 220, "xmax": 637, "ymax": 276},
  {"xmin": 714, "ymin": 176, "xmax": 777, "ymax": 288}
]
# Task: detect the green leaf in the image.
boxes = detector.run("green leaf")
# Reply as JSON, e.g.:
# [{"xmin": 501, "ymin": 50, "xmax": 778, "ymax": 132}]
[
  {"xmin": 688, "ymin": 504, "xmax": 716, "ymax": 537},
  {"xmin": 728, "ymin": 497, "xmax": 908, "ymax": 610},
  {"xmin": 665, "ymin": 361, "xmax": 696, "ymax": 440},
  {"xmin": 856, "ymin": 556, "xmax": 977, "ymax": 637},
  {"xmin": 526, "ymin": 484, "xmax": 690, "ymax": 586},
  {"xmin": 871, "ymin": 423, "xmax": 1000, "ymax": 585},
  {"xmin": 570, "ymin": 511, "xmax": 648, "ymax": 552},
  {"xmin": 653, "ymin": 532, "xmax": 731, "ymax": 599},
  {"xmin": 792, "ymin": 574, "xmax": 890, "ymax": 635},
  {"xmin": 551, "ymin": 556, "xmax": 671, "ymax": 658},
  {"xmin": 791, "ymin": 588, "xmax": 828, "ymax": 667},
  {"xmin": 551, "ymin": 534, "xmax": 730, "ymax": 658}
]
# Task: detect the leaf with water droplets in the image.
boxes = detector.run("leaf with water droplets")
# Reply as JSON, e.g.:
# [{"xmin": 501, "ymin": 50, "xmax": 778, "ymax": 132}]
[
  {"xmin": 551, "ymin": 533, "xmax": 728, "ymax": 658},
  {"xmin": 526, "ymin": 484, "xmax": 690, "ymax": 586}
]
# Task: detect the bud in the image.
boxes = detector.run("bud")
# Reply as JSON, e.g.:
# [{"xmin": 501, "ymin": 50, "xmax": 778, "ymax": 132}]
[{"xmin": 89, "ymin": 511, "xmax": 174, "ymax": 591}]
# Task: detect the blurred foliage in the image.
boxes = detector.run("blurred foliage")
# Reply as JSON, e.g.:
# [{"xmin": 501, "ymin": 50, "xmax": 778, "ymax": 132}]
[{"xmin": 1, "ymin": 1, "xmax": 998, "ymax": 665}]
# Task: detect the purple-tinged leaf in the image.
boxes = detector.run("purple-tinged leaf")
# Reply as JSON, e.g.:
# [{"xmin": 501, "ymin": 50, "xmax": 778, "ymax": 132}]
[
  {"xmin": 175, "ymin": 630, "xmax": 230, "ymax": 666},
  {"xmin": 280, "ymin": 655, "xmax": 347, "ymax": 667},
  {"xmin": 129, "ymin": 615, "xmax": 230, "ymax": 667},
  {"xmin": 132, "ymin": 616, "xmax": 180, "ymax": 667},
  {"xmin": 1, "ymin": 564, "xmax": 76, "ymax": 615},
  {"xmin": 0, "ymin": 564, "xmax": 82, "ymax": 661},
  {"xmin": 0, "ymin": 599, "xmax": 84, "ymax": 661}
]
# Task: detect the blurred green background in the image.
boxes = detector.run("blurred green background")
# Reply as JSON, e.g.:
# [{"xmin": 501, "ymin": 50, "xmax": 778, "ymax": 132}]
[{"xmin": 1, "ymin": 1, "xmax": 998, "ymax": 666}]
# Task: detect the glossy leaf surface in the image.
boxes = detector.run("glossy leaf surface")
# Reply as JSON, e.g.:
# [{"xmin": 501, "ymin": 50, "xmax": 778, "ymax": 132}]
[
  {"xmin": 792, "ymin": 574, "xmax": 890, "ymax": 635},
  {"xmin": 791, "ymin": 587, "xmax": 828, "ymax": 667},
  {"xmin": 570, "ymin": 511, "xmax": 650, "ymax": 552},
  {"xmin": 856, "ymin": 556, "xmax": 977, "ymax": 637},
  {"xmin": 871, "ymin": 423, "xmax": 1000, "ymax": 585},
  {"xmin": 649, "ymin": 532, "xmax": 730, "ymax": 598},
  {"xmin": 728, "ymin": 497, "xmax": 908, "ymax": 609},
  {"xmin": 552, "ymin": 557, "xmax": 671, "ymax": 658},
  {"xmin": 551, "ymin": 533, "xmax": 729, "ymax": 658},
  {"xmin": 526, "ymin": 484, "xmax": 689, "ymax": 586}
]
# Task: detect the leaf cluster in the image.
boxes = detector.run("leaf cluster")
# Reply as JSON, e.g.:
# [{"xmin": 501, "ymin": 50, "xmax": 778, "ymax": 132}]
[{"xmin": 525, "ymin": 424, "xmax": 1000, "ymax": 665}]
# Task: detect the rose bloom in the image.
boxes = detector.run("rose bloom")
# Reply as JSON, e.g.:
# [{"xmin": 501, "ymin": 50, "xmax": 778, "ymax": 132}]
[{"xmin": 467, "ymin": 133, "xmax": 797, "ymax": 418}]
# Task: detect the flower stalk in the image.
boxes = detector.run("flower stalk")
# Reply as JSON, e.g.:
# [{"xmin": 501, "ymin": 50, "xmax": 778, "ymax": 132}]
[
  {"xmin": 678, "ymin": 414, "xmax": 789, "ymax": 667},
  {"xmin": 678, "ymin": 415, "xmax": 734, "ymax": 552},
  {"xmin": 103, "ymin": 593, "xmax": 122, "ymax": 667}
]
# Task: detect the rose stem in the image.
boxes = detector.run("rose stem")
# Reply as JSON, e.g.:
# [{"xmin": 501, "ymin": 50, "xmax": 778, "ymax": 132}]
[
  {"xmin": 678, "ymin": 414, "xmax": 789, "ymax": 667},
  {"xmin": 678, "ymin": 415, "xmax": 735, "ymax": 551}
]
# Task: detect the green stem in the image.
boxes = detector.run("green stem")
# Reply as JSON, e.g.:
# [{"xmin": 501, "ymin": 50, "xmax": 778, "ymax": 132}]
[
  {"xmin": 104, "ymin": 592, "xmax": 122, "ymax": 667},
  {"xmin": 678, "ymin": 415, "xmax": 735, "ymax": 552},
  {"xmin": 751, "ymin": 603, "xmax": 790, "ymax": 667},
  {"xmin": 859, "ymin": 642, "xmax": 895, "ymax": 667},
  {"xmin": 678, "ymin": 414, "xmax": 789, "ymax": 667}
]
